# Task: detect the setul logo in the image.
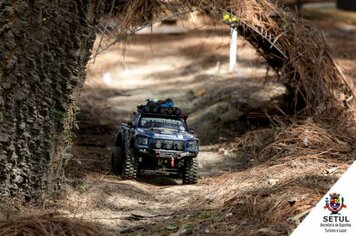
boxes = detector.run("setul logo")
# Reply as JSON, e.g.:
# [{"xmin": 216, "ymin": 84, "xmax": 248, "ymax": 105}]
[
  {"xmin": 321, "ymin": 193, "xmax": 352, "ymax": 233},
  {"xmin": 292, "ymin": 163, "xmax": 356, "ymax": 236},
  {"xmin": 324, "ymin": 193, "xmax": 347, "ymax": 215}
]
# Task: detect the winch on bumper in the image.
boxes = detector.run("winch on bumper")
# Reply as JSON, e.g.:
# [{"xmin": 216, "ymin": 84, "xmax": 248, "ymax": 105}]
[{"xmin": 135, "ymin": 147, "xmax": 197, "ymax": 168}]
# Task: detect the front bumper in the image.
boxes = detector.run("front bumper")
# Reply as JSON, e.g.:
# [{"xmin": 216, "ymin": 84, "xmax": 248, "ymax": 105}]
[
  {"xmin": 135, "ymin": 147, "xmax": 198, "ymax": 159},
  {"xmin": 134, "ymin": 147, "xmax": 198, "ymax": 172}
]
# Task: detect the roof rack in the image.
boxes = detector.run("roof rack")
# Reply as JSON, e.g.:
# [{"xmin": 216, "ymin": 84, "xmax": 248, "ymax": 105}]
[
  {"xmin": 136, "ymin": 99, "xmax": 188, "ymax": 119},
  {"xmin": 137, "ymin": 105, "xmax": 182, "ymax": 116}
]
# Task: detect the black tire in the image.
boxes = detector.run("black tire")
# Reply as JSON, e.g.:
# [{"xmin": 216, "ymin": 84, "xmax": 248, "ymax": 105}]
[
  {"xmin": 114, "ymin": 133, "xmax": 123, "ymax": 147},
  {"xmin": 174, "ymin": 108, "xmax": 181, "ymax": 116},
  {"xmin": 112, "ymin": 147, "xmax": 123, "ymax": 175},
  {"xmin": 167, "ymin": 107, "xmax": 173, "ymax": 115},
  {"xmin": 182, "ymin": 157, "xmax": 198, "ymax": 184},
  {"xmin": 143, "ymin": 106, "xmax": 150, "ymax": 113},
  {"xmin": 121, "ymin": 147, "xmax": 138, "ymax": 180},
  {"xmin": 152, "ymin": 106, "xmax": 159, "ymax": 113},
  {"xmin": 147, "ymin": 101, "xmax": 155, "ymax": 106}
]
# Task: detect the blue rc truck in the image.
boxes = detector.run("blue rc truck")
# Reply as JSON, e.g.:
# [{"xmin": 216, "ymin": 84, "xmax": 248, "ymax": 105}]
[{"xmin": 111, "ymin": 99, "xmax": 199, "ymax": 184}]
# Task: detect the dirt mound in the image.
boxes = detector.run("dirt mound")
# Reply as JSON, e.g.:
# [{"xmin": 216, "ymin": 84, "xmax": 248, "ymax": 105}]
[{"xmin": 189, "ymin": 76, "xmax": 288, "ymax": 143}]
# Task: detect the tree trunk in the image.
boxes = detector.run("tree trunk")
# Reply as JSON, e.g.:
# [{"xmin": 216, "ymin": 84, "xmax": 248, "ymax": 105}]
[
  {"xmin": 337, "ymin": 0, "xmax": 356, "ymax": 11},
  {"xmin": 0, "ymin": 0, "xmax": 103, "ymax": 201}
]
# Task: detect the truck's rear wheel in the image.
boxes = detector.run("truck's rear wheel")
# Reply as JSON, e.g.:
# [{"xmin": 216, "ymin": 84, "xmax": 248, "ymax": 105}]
[
  {"xmin": 112, "ymin": 147, "xmax": 123, "ymax": 175},
  {"xmin": 122, "ymin": 148, "xmax": 138, "ymax": 179},
  {"xmin": 182, "ymin": 157, "xmax": 198, "ymax": 184}
]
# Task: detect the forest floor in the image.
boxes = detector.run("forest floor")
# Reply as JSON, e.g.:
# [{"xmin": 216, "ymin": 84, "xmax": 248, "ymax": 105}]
[{"xmin": 18, "ymin": 18, "xmax": 355, "ymax": 235}]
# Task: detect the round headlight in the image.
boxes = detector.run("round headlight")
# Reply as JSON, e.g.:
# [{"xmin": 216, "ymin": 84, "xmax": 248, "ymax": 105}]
[
  {"xmin": 188, "ymin": 140, "xmax": 197, "ymax": 150},
  {"xmin": 155, "ymin": 140, "xmax": 162, "ymax": 149},
  {"xmin": 138, "ymin": 137, "xmax": 148, "ymax": 146},
  {"xmin": 175, "ymin": 141, "xmax": 184, "ymax": 150},
  {"xmin": 165, "ymin": 140, "xmax": 173, "ymax": 149}
]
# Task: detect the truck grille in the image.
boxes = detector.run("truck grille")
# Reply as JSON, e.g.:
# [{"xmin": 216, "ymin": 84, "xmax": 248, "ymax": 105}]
[{"xmin": 151, "ymin": 139, "xmax": 184, "ymax": 151}]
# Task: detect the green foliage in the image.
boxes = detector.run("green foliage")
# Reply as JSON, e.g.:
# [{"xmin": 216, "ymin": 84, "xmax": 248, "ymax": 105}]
[
  {"xmin": 161, "ymin": 224, "xmax": 178, "ymax": 234},
  {"xmin": 197, "ymin": 211, "xmax": 218, "ymax": 220},
  {"xmin": 127, "ymin": 233, "xmax": 140, "ymax": 236},
  {"xmin": 49, "ymin": 108, "xmax": 68, "ymax": 126}
]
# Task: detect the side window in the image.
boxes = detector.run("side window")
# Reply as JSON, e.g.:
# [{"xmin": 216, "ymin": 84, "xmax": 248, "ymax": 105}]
[{"xmin": 134, "ymin": 115, "xmax": 140, "ymax": 127}]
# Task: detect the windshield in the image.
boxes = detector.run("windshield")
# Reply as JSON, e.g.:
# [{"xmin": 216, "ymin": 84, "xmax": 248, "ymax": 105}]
[{"xmin": 139, "ymin": 117, "xmax": 186, "ymax": 131}]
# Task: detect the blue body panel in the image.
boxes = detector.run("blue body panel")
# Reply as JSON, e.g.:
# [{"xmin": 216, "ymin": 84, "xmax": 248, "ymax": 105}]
[{"xmin": 119, "ymin": 113, "xmax": 199, "ymax": 158}]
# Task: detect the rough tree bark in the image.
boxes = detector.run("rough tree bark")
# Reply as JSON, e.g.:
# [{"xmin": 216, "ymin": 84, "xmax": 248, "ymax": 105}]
[{"xmin": 0, "ymin": 1, "xmax": 104, "ymax": 201}]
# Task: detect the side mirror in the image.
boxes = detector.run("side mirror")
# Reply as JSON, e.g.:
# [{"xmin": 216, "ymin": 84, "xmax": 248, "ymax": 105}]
[
  {"xmin": 127, "ymin": 121, "xmax": 133, "ymax": 128},
  {"xmin": 190, "ymin": 128, "xmax": 195, "ymax": 134}
]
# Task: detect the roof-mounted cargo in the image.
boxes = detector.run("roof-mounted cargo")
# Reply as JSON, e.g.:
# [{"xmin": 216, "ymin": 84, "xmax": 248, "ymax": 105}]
[{"xmin": 137, "ymin": 98, "xmax": 187, "ymax": 119}]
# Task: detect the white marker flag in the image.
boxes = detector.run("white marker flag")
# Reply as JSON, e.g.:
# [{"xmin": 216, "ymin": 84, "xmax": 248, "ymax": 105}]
[{"xmin": 292, "ymin": 161, "xmax": 356, "ymax": 236}]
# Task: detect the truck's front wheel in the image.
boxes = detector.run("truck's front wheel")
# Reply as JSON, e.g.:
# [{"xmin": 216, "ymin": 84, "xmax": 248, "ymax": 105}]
[
  {"xmin": 112, "ymin": 147, "xmax": 123, "ymax": 175},
  {"xmin": 182, "ymin": 157, "xmax": 198, "ymax": 184},
  {"xmin": 122, "ymin": 147, "xmax": 138, "ymax": 179}
]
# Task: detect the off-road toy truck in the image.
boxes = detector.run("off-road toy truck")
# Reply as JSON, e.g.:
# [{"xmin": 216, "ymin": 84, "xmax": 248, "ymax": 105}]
[{"xmin": 112, "ymin": 99, "xmax": 199, "ymax": 184}]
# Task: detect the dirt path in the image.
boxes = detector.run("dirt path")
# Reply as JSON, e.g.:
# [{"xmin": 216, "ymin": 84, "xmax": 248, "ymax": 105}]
[{"xmin": 59, "ymin": 21, "xmax": 356, "ymax": 235}]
